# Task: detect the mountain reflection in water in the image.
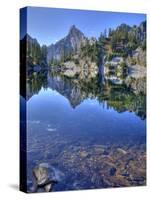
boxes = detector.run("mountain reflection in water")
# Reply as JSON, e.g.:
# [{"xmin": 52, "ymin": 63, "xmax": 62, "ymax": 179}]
[
  {"xmin": 24, "ymin": 69, "xmax": 146, "ymax": 192},
  {"xmin": 26, "ymin": 70, "xmax": 146, "ymax": 119}
]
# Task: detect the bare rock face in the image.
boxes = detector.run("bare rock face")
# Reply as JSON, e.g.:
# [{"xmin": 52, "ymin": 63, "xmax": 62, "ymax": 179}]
[
  {"xmin": 62, "ymin": 61, "xmax": 81, "ymax": 77},
  {"xmin": 132, "ymin": 47, "xmax": 146, "ymax": 67},
  {"xmin": 79, "ymin": 60, "xmax": 98, "ymax": 79},
  {"xmin": 125, "ymin": 77, "xmax": 146, "ymax": 95},
  {"xmin": 47, "ymin": 25, "xmax": 87, "ymax": 63},
  {"xmin": 62, "ymin": 59, "xmax": 98, "ymax": 79}
]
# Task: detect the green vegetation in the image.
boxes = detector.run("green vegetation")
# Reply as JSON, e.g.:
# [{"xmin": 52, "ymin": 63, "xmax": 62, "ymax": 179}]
[
  {"xmin": 48, "ymin": 51, "xmax": 74, "ymax": 66},
  {"xmin": 24, "ymin": 35, "xmax": 48, "ymax": 67},
  {"xmin": 98, "ymin": 21, "xmax": 146, "ymax": 62},
  {"xmin": 80, "ymin": 41, "xmax": 99, "ymax": 63},
  {"xmin": 27, "ymin": 40, "xmax": 42, "ymax": 65},
  {"xmin": 141, "ymin": 39, "xmax": 146, "ymax": 51}
]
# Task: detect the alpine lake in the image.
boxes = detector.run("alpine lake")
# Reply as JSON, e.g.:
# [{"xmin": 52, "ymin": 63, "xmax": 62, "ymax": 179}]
[{"xmin": 25, "ymin": 67, "xmax": 146, "ymax": 192}]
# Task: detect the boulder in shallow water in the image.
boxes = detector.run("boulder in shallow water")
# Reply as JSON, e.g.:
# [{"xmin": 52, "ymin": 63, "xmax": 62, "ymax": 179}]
[
  {"xmin": 32, "ymin": 163, "xmax": 58, "ymax": 192},
  {"xmin": 33, "ymin": 165, "xmax": 49, "ymax": 186}
]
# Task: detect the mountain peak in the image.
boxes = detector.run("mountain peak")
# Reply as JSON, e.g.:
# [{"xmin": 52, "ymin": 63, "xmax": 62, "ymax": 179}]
[
  {"xmin": 47, "ymin": 25, "xmax": 87, "ymax": 62},
  {"xmin": 69, "ymin": 25, "xmax": 78, "ymax": 31},
  {"xmin": 69, "ymin": 25, "xmax": 83, "ymax": 35}
]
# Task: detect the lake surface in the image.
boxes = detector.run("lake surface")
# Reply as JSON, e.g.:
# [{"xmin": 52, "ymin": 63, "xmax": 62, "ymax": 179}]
[{"xmin": 25, "ymin": 70, "xmax": 146, "ymax": 192}]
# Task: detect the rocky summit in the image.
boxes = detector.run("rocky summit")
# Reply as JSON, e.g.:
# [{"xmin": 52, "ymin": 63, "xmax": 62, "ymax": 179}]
[{"xmin": 47, "ymin": 25, "xmax": 87, "ymax": 63}]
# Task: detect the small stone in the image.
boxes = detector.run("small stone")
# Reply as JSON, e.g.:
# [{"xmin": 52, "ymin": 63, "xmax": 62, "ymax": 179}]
[
  {"xmin": 117, "ymin": 148, "xmax": 127, "ymax": 155},
  {"xmin": 80, "ymin": 151, "xmax": 88, "ymax": 158}
]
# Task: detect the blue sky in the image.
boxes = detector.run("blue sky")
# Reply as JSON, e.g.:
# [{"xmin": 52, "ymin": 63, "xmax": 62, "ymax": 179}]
[{"xmin": 22, "ymin": 7, "xmax": 146, "ymax": 45}]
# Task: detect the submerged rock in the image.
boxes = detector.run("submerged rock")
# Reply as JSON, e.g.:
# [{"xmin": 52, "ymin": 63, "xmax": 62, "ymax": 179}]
[
  {"xmin": 109, "ymin": 167, "xmax": 117, "ymax": 176},
  {"xmin": 80, "ymin": 151, "xmax": 89, "ymax": 158},
  {"xmin": 117, "ymin": 148, "xmax": 127, "ymax": 155}
]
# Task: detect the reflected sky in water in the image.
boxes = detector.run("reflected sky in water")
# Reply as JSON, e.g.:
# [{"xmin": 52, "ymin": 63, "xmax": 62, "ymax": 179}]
[
  {"xmin": 27, "ymin": 87, "xmax": 145, "ymax": 140},
  {"xmin": 25, "ymin": 72, "xmax": 146, "ymax": 192}
]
